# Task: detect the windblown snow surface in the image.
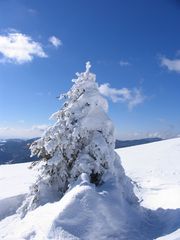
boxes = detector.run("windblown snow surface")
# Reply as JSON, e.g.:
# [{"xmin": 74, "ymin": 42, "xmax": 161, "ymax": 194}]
[{"xmin": 0, "ymin": 138, "xmax": 180, "ymax": 239}]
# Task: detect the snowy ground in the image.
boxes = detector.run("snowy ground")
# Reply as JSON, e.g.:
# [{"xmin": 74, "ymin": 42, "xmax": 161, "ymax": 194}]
[
  {"xmin": 0, "ymin": 138, "xmax": 180, "ymax": 239},
  {"xmin": 117, "ymin": 137, "xmax": 180, "ymax": 210},
  {"xmin": 0, "ymin": 163, "xmax": 36, "ymax": 200},
  {"xmin": 0, "ymin": 163, "xmax": 36, "ymax": 222},
  {"xmin": 118, "ymin": 137, "xmax": 180, "ymax": 240}
]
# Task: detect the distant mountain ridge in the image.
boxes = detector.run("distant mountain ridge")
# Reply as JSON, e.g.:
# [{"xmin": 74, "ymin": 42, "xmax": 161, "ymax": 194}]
[
  {"xmin": 0, "ymin": 138, "xmax": 38, "ymax": 165},
  {"xmin": 115, "ymin": 137, "xmax": 162, "ymax": 148},
  {"xmin": 0, "ymin": 137, "xmax": 162, "ymax": 165}
]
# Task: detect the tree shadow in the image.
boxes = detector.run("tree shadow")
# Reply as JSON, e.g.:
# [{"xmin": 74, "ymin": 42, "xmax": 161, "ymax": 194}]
[
  {"xmin": 0, "ymin": 194, "xmax": 26, "ymax": 221},
  {"xmin": 140, "ymin": 207, "xmax": 180, "ymax": 239}
]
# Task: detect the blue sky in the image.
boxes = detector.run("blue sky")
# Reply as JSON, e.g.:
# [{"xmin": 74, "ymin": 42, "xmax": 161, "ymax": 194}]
[{"xmin": 0, "ymin": 0, "xmax": 180, "ymax": 139}]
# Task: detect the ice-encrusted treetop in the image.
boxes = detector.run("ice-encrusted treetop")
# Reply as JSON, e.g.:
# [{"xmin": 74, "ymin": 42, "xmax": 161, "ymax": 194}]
[{"xmin": 73, "ymin": 61, "xmax": 95, "ymax": 83}]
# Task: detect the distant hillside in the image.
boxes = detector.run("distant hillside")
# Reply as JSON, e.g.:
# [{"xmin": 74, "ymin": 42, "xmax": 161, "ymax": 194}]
[
  {"xmin": 115, "ymin": 137, "xmax": 162, "ymax": 148},
  {"xmin": 0, "ymin": 139, "xmax": 38, "ymax": 164},
  {"xmin": 0, "ymin": 137, "xmax": 162, "ymax": 165}
]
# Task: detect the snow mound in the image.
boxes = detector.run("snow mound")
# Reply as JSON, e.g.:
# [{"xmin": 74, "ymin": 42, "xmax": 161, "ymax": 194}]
[
  {"xmin": 1, "ymin": 171, "xmax": 180, "ymax": 240},
  {"xmin": 0, "ymin": 173, "xmax": 158, "ymax": 240}
]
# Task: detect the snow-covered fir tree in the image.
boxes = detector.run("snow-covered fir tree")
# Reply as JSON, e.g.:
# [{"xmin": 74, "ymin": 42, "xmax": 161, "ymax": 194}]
[{"xmin": 19, "ymin": 62, "xmax": 137, "ymax": 215}]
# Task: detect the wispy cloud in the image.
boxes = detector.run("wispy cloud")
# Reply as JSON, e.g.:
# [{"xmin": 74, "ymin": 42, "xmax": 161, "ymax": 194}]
[
  {"xmin": 0, "ymin": 30, "xmax": 47, "ymax": 64},
  {"xmin": 28, "ymin": 8, "xmax": 38, "ymax": 15},
  {"xmin": 115, "ymin": 130, "xmax": 163, "ymax": 140},
  {"xmin": 18, "ymin": 120, "xmax": 25, "ymax": 124},
  {"xmin": 115, "ymin": 128, "xmax": 179, "ymax": 140},
  {"xmin": 160, "ymin": 56, "xmax": 180, "ymax": 73},
  {"xmin": 118, "ymin": 60, "xmax": 131, "ymax": 67},
  {"xmin": 31, "ymin": 124, "xmax": 49, "ymax": 131},
  {"xmin": 49, "ymin": 36, "xmax": 62, "ymax": 48},
  {"xmin": 99, "ymin": 83, "xmax": 145, "ymax": 109},
  {"xmin": 0, "ymin": 124, "xmax": 49, "ymax": 139}
]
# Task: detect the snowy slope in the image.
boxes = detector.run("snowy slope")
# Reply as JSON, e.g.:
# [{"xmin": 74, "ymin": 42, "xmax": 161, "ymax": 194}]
[
  {"xmin": 0, "ymin": 174, "xmax": 150, "ymax": 240},
  {"xmin": 0, "ymin": 163, "xmax": 36, "ymax": 221},
  {"xmin": 1, "ymin": 138, "xmax": 180, "ymax": 239},
  {"xmin": 117, "ymin": 137, "xmax": 180, "ymax": 210},
  {"xmin": 0, "ymin": 163, "xmax": 36, "ymax": 200},
  {"xmin": 117, "ymin": 137, "xmax": 180, "ymax": 240}
]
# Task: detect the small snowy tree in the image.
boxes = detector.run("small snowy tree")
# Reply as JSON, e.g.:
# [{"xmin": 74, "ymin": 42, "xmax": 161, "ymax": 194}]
[{"xmin": 19, "ymin": 62, "xmax": 137, "ymax": 215}]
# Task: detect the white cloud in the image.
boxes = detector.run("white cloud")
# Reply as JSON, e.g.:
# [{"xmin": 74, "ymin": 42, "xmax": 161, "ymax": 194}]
[
  {"xmin": 115, "ymin": 130, "xmax": 162, "ymax": 140},
  {"xmin": 31, "ymin": 124, "xmax": 49, "ymax": 131},
  {"xmin": 49, "ymin": 36, "xmax": 62, "ymax": 48},
  {"xmin": 0, "ymin": 125, "xmax": 49, "ymax": 139},
  {"xmin": 160, "ymin": 56, "xmax": 180, "ymax": 73},
  {"xmin": 98, "ymin": 83, "xmax": 145, "ymax": 109},
  {"xmin": 115, "ymin": 128, "xmax": 179, "ymax": 140},
  {"xmin": 0, "ymin": 30, "xmax": 47, "ymax": 64},
  {"xmin": 118, "ymin": 60, "xmax": 131, "ymax": 67}
]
